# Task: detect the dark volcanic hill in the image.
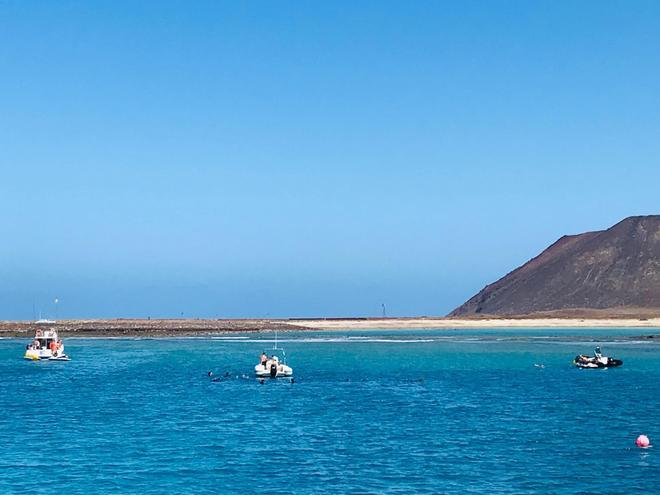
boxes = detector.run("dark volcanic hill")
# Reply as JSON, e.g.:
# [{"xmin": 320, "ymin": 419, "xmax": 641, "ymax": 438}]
[{"xmin": 450, "ymin": 215, "xmax": 660, "ymax": 316}]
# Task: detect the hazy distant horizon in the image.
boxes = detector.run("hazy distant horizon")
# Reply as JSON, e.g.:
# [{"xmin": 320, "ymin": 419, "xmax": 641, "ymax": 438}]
[{"xmin": 3, "ymin": 2, "xmax": 660, "ymax": 319}]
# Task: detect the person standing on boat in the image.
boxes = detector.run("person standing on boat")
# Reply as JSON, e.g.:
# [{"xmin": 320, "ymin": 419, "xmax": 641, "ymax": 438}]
[
  {"xmin": 594, "ymin": 346, "xmax": 608, "ymax": 365},
  {"xmin": 260, "ymin": 352, "xmax": 268, "ymax": 369}
]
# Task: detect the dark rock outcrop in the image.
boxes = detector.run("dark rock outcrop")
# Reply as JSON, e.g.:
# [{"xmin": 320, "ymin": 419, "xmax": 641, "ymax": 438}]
[{"xmin": 450, "ymin": 215, "xmax": 660, "ymax": 316}]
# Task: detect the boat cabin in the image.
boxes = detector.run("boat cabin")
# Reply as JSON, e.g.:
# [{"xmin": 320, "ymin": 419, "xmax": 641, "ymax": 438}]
[{"xmin": 33, "ymin": 329, "xmax": 58, "ymax": 350}]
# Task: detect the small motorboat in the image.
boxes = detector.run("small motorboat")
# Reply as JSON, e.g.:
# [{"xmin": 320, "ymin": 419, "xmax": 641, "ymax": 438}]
[
  {"xmin": 255, "ymin": 355, "xmax": 293, "ymax": 378},
  {"xmin": 573, "ymin": 347, "xmax": 622, "ymax": 369},
  {"xmin": 254, "ymin": 333, "xmax": 293, "ymax": 378},
  {"xmin": 24, "ymin": 328, "xmax": 70, "ymax": 361}
]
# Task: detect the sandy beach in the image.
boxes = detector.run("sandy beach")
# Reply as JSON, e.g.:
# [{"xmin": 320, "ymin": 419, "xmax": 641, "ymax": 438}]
[{"xmin": 285, "ymin": 317, "xmax": 660, "ymax": 330}]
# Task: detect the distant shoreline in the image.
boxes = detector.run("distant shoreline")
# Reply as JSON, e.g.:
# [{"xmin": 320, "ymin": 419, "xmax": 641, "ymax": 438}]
[
  {"xmin": 286, "ymin": 317, "xmax": 660, "ymax": 330},
  {"xmin": 1, "ymin": 316, "xmax": 660, "ymax": 338}
]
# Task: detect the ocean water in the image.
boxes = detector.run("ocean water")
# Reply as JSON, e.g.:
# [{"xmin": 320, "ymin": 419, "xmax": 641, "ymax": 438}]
[{"xmin": 0, "ymin": 329, "xmax": 658, "ymax": 494}]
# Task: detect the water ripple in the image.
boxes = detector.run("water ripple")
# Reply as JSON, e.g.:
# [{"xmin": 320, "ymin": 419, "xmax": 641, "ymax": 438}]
[{"xmin": 0, "ymin": 334, "xmax": 657, "ymax": 494}]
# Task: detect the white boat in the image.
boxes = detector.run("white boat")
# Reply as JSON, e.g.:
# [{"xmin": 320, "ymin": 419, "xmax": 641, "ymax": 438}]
[
  {"xmin": 24, "ymin": 328, "xmax": 70, "ymax": 361},
  {"xmin": 254, "ymin": 332, "xmax": 293, "ymax": 378},
  {"xmin": 254, "ymin": 355, "xmax": 293, "ymax": 378}
]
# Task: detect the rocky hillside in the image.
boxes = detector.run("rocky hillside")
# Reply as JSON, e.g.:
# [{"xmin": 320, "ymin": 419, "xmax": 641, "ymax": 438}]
[{"xmin": 450, "ymin": 215, "xmax": 660, "ymax": 316}]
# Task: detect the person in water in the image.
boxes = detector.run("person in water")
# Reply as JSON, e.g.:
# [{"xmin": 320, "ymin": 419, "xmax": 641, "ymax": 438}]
[{"xmin": 207, "ymin": 371, "xmax": 225, "ymax": 383}]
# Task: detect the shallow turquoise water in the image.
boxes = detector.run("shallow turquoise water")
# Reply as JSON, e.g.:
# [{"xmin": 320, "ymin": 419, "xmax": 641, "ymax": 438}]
[{"xmin": 1, "ymin": 329, "xmax": 658, "ymax": 494}]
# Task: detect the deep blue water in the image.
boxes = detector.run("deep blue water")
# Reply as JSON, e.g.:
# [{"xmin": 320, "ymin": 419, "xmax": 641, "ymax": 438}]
[{"xmin": 1, "ymin": 329, "xmax": 658, "ymax": 494}]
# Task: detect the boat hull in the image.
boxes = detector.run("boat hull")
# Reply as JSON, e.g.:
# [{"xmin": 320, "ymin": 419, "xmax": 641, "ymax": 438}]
[
  {"xmin": 24, "ymin": 351, "xmax": 70, "ymax": 361},
  {"xmin": 254, "ymin": 364, "xmax": 293, "ymax": 378},
  {"xmin": 24, "ymin": 350, "xmax": 52, "ymax": 361},
  {"xmin": 573, "ymin": 356, "xmax": 623, "ymax": 369}
]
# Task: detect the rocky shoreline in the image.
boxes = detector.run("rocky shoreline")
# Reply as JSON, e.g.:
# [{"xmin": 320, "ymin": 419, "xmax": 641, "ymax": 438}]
[{"xmin": 0, "ymin": 319, "xmax": 314, "ymax": 338}]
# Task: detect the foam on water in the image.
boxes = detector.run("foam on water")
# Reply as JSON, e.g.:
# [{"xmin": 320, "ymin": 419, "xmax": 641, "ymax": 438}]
[{"xmin": 213, "ymin": 337, "xmax": 437, "ymax": 343}]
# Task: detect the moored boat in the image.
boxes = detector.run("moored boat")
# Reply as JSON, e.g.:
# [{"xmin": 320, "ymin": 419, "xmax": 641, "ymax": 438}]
[
  {"xmin": 254, "ymin": 355, "xmax": 293, "ymax": 378},
  {"xmin": 573, "ymin": 347, "xmax": 622, "ymax": 369},
  {"xmin": 24, "ymin": 328, "xmax": 70, "ymax": 361},
  {"xmin": 254, "ymin": 332, "xmax": 293, "ymax": 378}
]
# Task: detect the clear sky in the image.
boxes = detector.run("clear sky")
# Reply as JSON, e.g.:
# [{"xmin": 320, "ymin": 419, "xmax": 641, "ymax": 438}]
[{"xmin": 1, "ymin": 1, "xmax": 659, "ymax": 319}]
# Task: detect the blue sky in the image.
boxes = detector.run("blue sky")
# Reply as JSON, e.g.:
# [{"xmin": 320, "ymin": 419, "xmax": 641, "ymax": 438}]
[{"xmin": 1, "ymin": 1, "xmax": 659, "ymax": 319}]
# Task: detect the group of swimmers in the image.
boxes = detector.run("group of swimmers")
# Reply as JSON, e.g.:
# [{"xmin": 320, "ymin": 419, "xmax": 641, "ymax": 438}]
[
  {"xmin": 206, "ymin": 351, "xmax": 292, "ymax": 384},
  {"xmin": 207, "ymin": 370, "xmax": 294, "ymax": 384}
]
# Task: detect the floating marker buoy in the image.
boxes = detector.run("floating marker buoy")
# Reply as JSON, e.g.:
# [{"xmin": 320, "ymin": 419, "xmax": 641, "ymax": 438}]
[{"xmin": 636, "ymin": 435, "xmax": 651, "ymax": 448}]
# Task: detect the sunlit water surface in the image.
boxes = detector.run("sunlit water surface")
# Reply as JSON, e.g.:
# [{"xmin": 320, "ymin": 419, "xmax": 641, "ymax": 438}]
[{"xmin": 1, "ymin": 328, "xmax": 658, "ymax": 494}]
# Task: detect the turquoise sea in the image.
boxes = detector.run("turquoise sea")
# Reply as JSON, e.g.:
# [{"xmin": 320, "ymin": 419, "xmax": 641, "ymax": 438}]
[{"xmin": 1, "ymin": 329, "xmax": 658, "ymax": 494}]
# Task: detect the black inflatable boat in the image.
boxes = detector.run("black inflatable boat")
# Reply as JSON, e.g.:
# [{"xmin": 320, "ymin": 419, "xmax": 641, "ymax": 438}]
[{"xmin": 573, "ymin": 352, "xmax": 623, "ymax": 369}]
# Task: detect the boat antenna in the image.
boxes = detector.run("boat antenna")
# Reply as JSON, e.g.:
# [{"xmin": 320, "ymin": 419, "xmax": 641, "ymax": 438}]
[{"xmin": 273, "ymin": 329, "xmax": 286, "ymax": 362}]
